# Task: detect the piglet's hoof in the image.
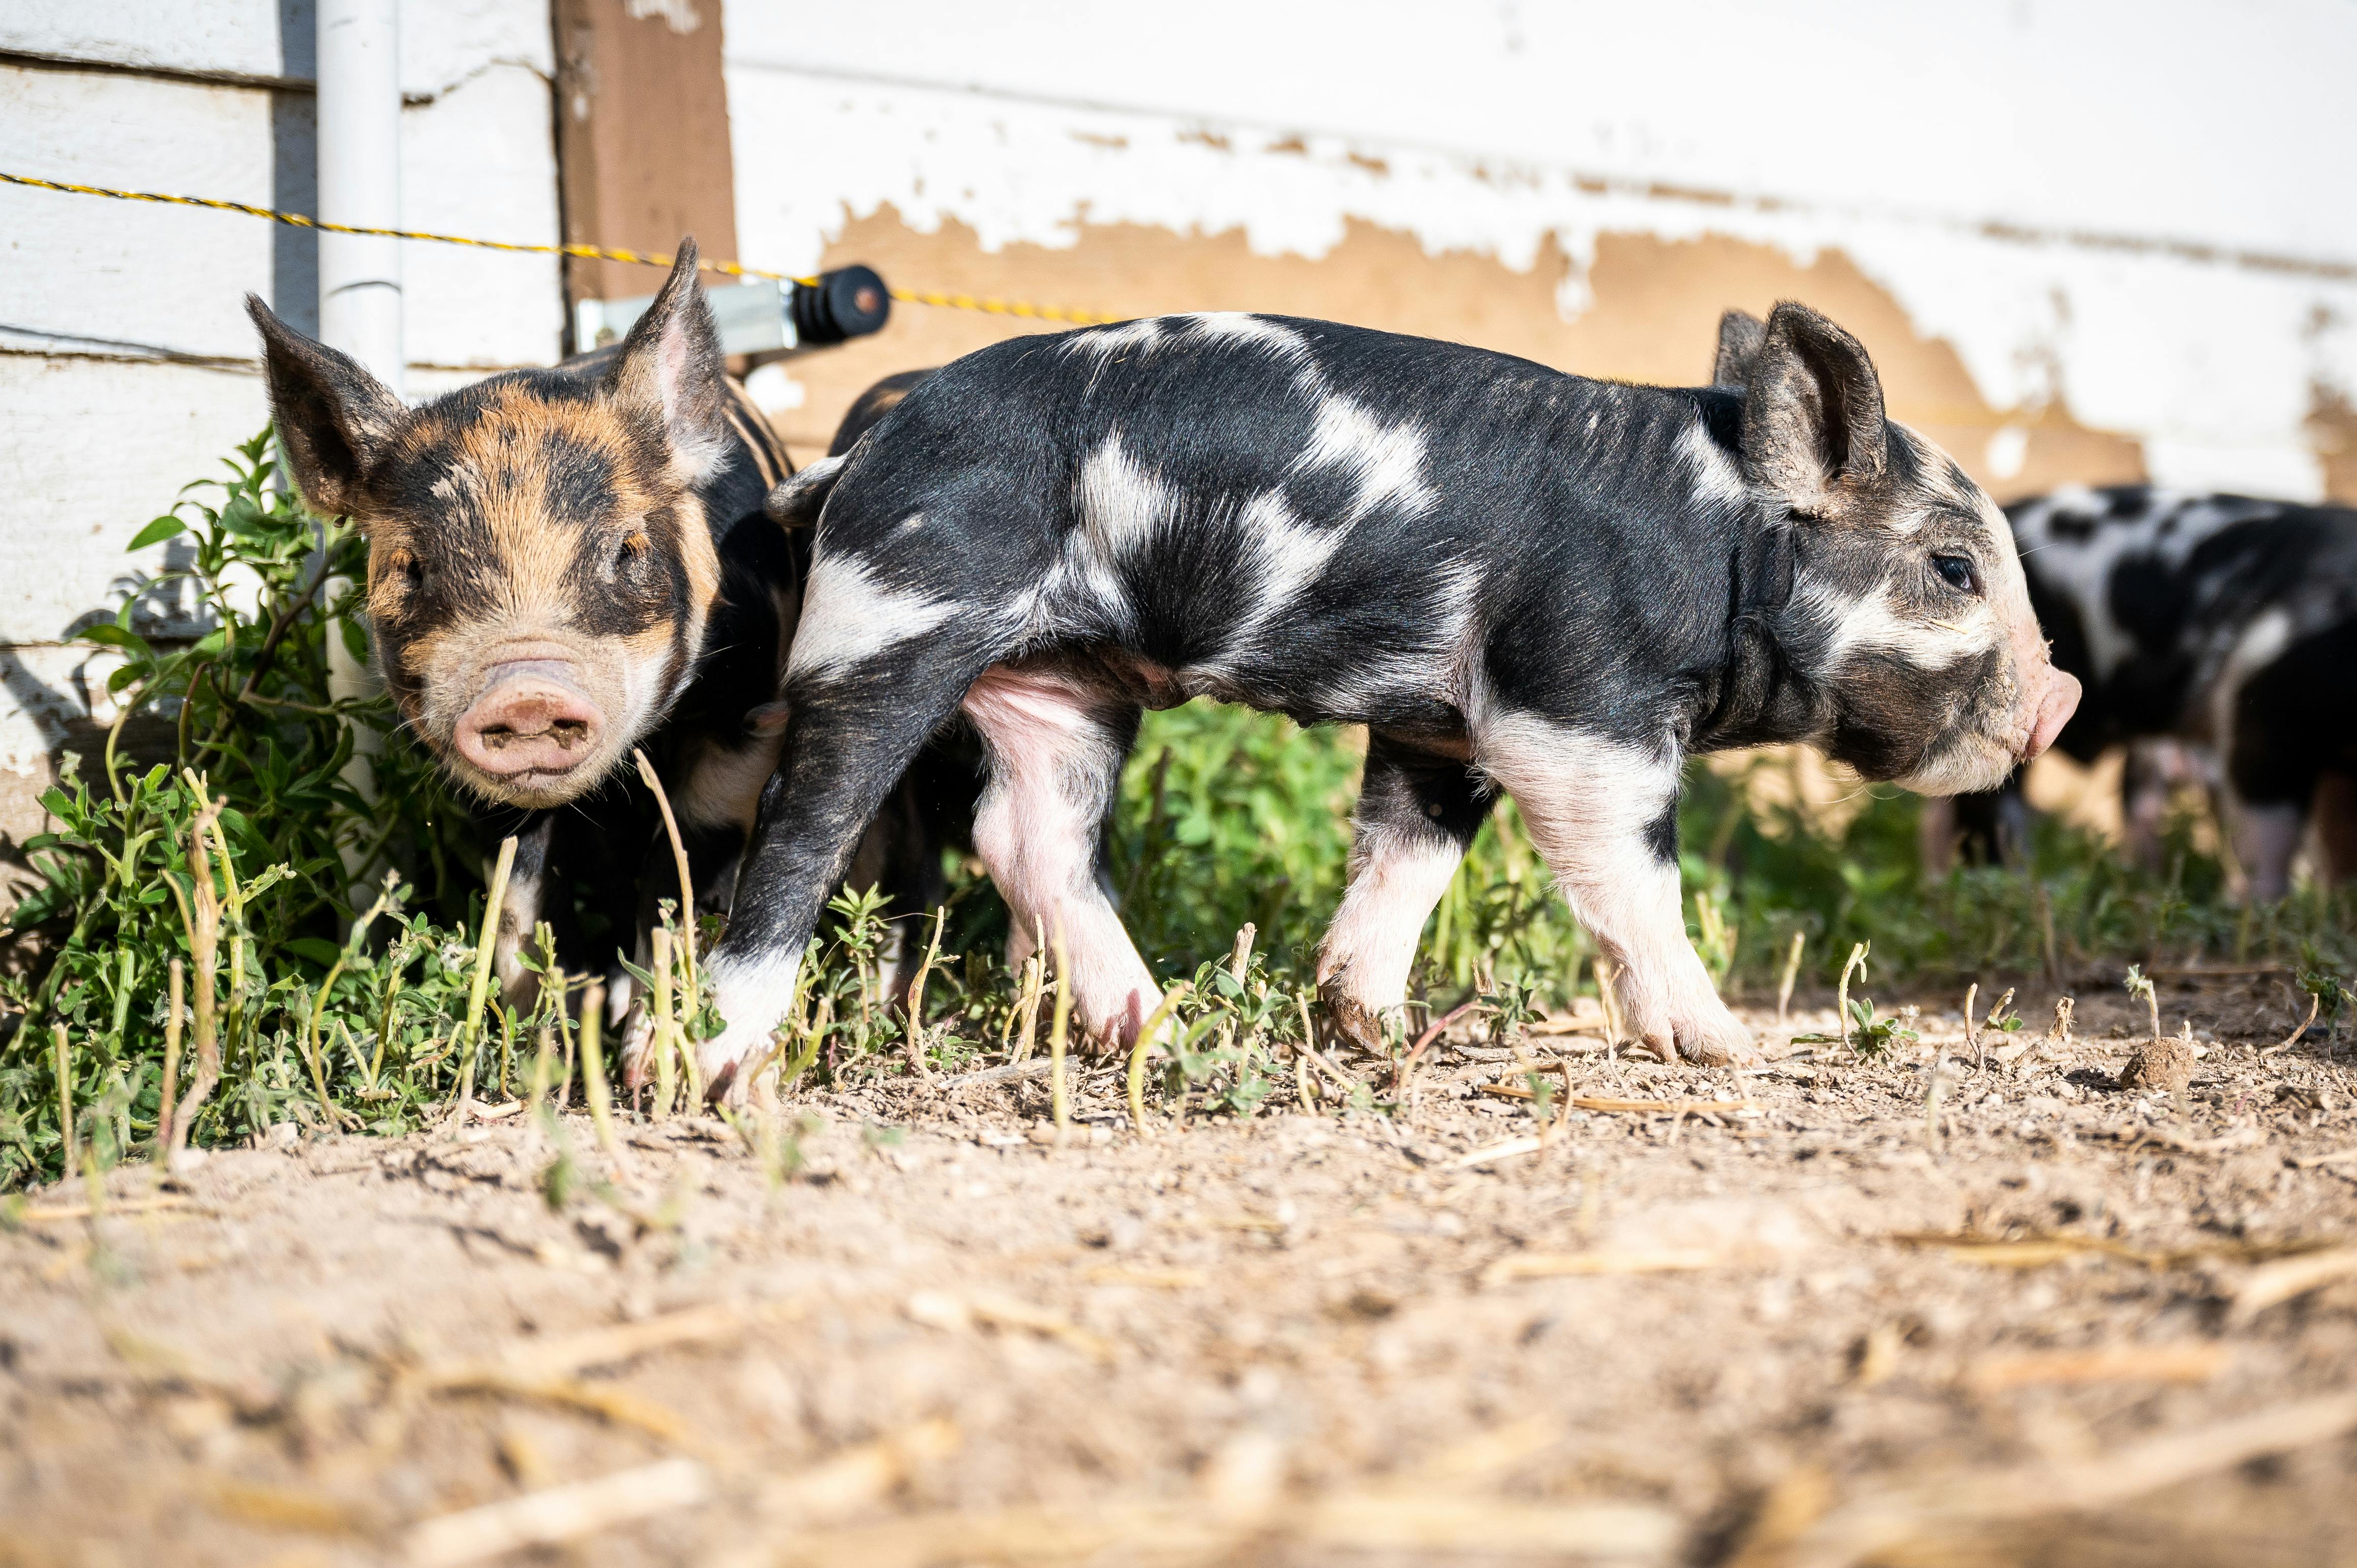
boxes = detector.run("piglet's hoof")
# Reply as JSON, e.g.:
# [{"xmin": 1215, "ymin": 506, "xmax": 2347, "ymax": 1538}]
[
  {"xmin": 1670, "ymin": 1011, "xmax": 1761, "ymax": 1067},
  {"xmin": 1315, "ymin": 978, "xmax": 1389, "ymax": 1056},
  {"xmin": 617, "ymin": 1003, "xmax": 657, "ymax": 1092}
]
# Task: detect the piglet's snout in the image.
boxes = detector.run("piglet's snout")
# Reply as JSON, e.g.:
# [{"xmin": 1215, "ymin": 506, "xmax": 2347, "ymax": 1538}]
[
  {"xmin": 454, "ymin": 661, "xmax": 603, "ymax": 778},
  {"xmin": 2020, "ymin": 669, "xmax": 2081, "ymax": 762}
]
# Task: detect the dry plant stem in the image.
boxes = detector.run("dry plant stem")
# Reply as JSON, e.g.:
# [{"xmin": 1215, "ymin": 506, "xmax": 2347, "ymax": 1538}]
[
  {"xmin": 153, "ymin": 959, "xmax": 184, "ymax": 1164},
  {"xmin": 170, "ymin": 802, "xmax": 226, "ymax": 1151},
  {"xmin": 632, "ymin": 747, "xmax": 698, "ymax": 1008},
  {"xmin": 1388, "ymin": 995, "xmax": 1484, "ymax": 1094},
  {"xmin": 2270, "ymin": 992, "xmax": 2320, "ymax": 1053},
  {"xmin": 1009, "ymin": 954, "xmax": 1044, "ymax": 1062},
  {"xmin": 1227, "ymin": 922, "xmax": 1255, "ymax": 981},
  {"xmin": 1593, "ymin": 957, "xmax": 1625, "ymax": 1058},
  {"xmin": 1294, "ymin": 990, "xmax": 1318, "ymax": 1111},
  {"xmin": 299, "ymin": 874, "xmax": 396, "ymax": 1130},
  {"xmin": 1836, "ymin": 941, "xmax": 1869, "ymax": 1052},
  {"xmin": 578, "ymin": 982, "xmax": 625, "ymax": 1169},
  {"xmin": 651, "ymin": 926, "xmax": 678, "ymax": 1119},
  {"xmin": 1047, "ymin": 925, "xmax": 1073, "ymax": 1142},
  {"xmin": 903, "ymin": 906, "xmax": 946, "ymax": 1085},
  {"xmin": 1962, "ymin": 981, "xmax": 1979, "ymax": 1063},
  {"xmin": 451, "ymin": 835, "xmax": 518, "ymax": 1123},
  {"xmin": 2038, "ymin": 882, "xmax": 2060, "ymax": 979},
  {"xmin": 1125, "ymin": 982, "xmax": 1193, "ymax": 1135},
  {"xmin": 1778, "ymin": 931, "xmax": 1805, "ymax": 1023},
  {"xmin": 52, "ymin": 1024, "xmax": 75, "ymax": 1180}
]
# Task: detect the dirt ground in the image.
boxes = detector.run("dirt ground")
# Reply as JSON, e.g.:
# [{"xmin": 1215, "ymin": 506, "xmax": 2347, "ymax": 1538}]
[{"xmin": 5, "ymin": 979, "xmax": 2356, "ymax": 1568}]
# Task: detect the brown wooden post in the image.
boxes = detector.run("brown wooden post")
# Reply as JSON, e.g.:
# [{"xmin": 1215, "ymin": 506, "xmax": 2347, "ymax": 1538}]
[{"xmin": 553, "ymin": 0, "xmax": 741, "ymax": 346}]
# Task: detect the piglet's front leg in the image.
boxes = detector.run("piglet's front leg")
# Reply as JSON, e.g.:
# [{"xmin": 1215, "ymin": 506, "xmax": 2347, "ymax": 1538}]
[{"xmin": 1475, "ymin": 713, "xmax": 1757, "ymax": 1067}]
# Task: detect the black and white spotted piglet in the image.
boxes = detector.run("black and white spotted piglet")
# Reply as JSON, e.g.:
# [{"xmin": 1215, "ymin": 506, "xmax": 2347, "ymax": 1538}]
[
  {"xmin": 1927, "ymin": 485, "xmax": 2357, "ymax": 899},
  {"xmin": 687, "ymin": 301, "xmax": 2079, "ymax": 1092}
]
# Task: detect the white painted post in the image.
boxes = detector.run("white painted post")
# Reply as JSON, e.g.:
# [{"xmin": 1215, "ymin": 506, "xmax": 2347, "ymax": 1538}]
[
  {"xmin": 316, "ymin": 0, "xmax": 401, "ymax": 821},
  {"xmin": 315, "ymin": 0, "xmax": 404, "ymax": 395}
]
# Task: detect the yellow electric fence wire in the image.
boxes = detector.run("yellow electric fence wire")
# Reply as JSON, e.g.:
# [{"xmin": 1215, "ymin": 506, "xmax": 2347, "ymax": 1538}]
[
  {"xmin": 3, "ymin": 169, "xmax": 2057, "ymax": 425},
  {"xmin": 0, "ymin": 170, "xmax": 1121, "ymax": 327}
]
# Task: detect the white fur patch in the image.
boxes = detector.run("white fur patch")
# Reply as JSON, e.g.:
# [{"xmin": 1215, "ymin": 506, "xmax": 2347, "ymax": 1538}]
[
  {"xmin": 785, "ymin": 551, "xmax": 957, "ymax": 679},
  {"xmin": 699, "ymin": 945, "xmax": 805, "ymax": 1089},
  {"xmin": 1182, "ymin": 312, "xmax": 1311, "ymax": 363},
  {"xmin": 1318, "ymin": 827, "xmax": 1468, "ymax": 1013},
  {"xmin": 1048, "ymin": 431, "xmax": 1176, "ymax": 635},
  {"xmin": 1676, "ymin": 419, "xmax": 1751, "ymax": 514},
  {"xmin": 1294, "ymin": 392, "xmax": 1438, "ymax": 522},
  {"xmin": 1077, "ymin": 431, "xmax": 1175, "ymax": 560},
  {"xmin": 1221, "ymin": 488, "xmax": 1346, "ymax": 649},
  {"xmin": 1059, "ymin": 318, "xmax": 1165, "ymax": 360},
  {"xmin": 1795, "ymin": 573, "xmax": 1995, "ymax": 672}
]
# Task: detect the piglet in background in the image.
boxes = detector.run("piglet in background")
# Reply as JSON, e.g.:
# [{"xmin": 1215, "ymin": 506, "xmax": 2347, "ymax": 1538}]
[{"xmin": 1923, "ymin": 485, "xmax": 2357, "ymax": 901}]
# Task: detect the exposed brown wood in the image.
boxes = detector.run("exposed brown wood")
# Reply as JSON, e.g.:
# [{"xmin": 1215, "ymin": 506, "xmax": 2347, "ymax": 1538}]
[{"xmin": 552, "ymin": 0, "xmax": 740, "ymax": 335}]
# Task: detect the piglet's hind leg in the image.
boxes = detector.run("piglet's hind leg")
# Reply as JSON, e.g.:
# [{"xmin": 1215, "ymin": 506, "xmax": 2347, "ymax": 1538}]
[{"xmin": 962, "ymin": 666, "xmax": 1161, "ymax": 1050}]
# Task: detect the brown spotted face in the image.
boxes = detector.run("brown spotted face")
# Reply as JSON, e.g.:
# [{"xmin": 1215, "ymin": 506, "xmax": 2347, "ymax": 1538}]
[
  {"xmin": 1718, "ymin": 304, "xmax": 2079, "ymax": 795},
  {"xmin": 248, "ymin": 244, "xmax": 732, "ymax": 808},
  {"xmin": 361, "ymin": 382, "xmax": 721, "ymax": 805}
]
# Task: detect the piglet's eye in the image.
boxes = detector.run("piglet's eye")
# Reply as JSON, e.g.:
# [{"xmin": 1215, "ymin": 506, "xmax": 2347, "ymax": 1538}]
[
  {"xmin": 1932, "ymin": 555, "xmax": 1979, "ymax": 595},
  {"xmin": 613, "ymin": 531, "xmax": 649, "ymax": 572}
]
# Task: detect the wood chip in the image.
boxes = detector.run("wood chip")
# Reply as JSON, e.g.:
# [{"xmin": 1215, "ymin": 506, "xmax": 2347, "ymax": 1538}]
[
  {"xmin": 423, "ymin": 1300, "xmax": 795, "ymax": 1387},
  {"xmin": 424, "ymin": 1370, "xmax": 700, "ymax": 1448},
  {"xmin": 2098, "ymin": 1123, "xmax": 2262, "ymax": 1155},
  {"xmin": 2290, "ymin": 1147, "xmax": 2357, "ymax": 1169},
  {"xmin": 2230, "ymin": 1246, "xmax": 2357, "ymax": 1322},
  {"xmin": 942, "ymin": 1060, "xmax": 1052, "ymax": 1090},
  {"xmin": 731, "ymin": 1491, "xmax": 1677, "ymax": 1568},
  {"xmin": 13, "ymin": 1194, "xmax": 200, "ymax": 1223},
  {"xmin": 904, "ymin": 1291, "xmax": 1114, "ymax": 1363},
  {"xmin": 761, "ymin": 1420, "xmax": 960, "ymax": 1523},
  {"xmin": 1485, "ymin": 1249, "xmax": 1725, "ymax": 1285},
  {"xmin": 1784, "ymin": 1389, "xmax": 2357, "ymax": 1568},
  {"xmin": 1963, "ymin": 1343, "xmax": 2228, "ymax": 1390},
  {"xmin": 204, "ymin": 1476, "xmax": 373, "ymax": 1535},
  {"xmin": 1448, "ymin": 1135, "xmax": 1544, "ymax": 1168},
  {"xmin": 1892, "ymin": 1231, "xmax": 2341, "ymax": 1271},
  {"xmin": 1084, "ymin": 1265, "xmax": 1208, "ymax": 1289},
  {"xmin": 406, "ymin": 1458, "xmax": 710, "ymax": 1566},
  {"xmin": 1569, "ymin": 1096, "xmax": 1759, "ymax": 1116}
]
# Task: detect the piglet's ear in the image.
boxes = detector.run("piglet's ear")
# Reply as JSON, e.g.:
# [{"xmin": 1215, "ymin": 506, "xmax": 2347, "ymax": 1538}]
[
  {"xmin": 608, "ymin": 237, "xmax": 731, "ymax": 482},
  {"xmin": 1738, "ymin": 301, "xmax": 1888, "ymax": 515},
  {"xmin": 1711, "ymin": 308, "xmax": 1767, "ymax": 388},
  {"xmin": 247, "ymin": 295, "xmax": 407, "ymax": 521}
]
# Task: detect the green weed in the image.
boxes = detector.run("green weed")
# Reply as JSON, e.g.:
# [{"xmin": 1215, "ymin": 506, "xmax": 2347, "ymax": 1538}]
[{"xmin": 4, "ymin": 429, "xmax": 2353, "ymax": 1187}]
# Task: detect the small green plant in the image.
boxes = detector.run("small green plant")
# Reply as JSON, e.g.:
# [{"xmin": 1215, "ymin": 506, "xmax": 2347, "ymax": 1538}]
[
  {"xmin": 2124, "ymin": 964, "xmax": 2161, "ymax": 1045},
  {"xmin": 0, "ymin": 429, "xmax": 482, "ymax": 1186},
  {"xmin": 1795, "ymin": 995, "xmax": 1920, "ymax": 1059}
]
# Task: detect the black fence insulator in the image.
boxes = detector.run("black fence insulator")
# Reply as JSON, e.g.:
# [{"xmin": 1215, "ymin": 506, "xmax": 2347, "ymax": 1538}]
[{"xmin": 791, "ymin": 265, "xmax": 891, "ymax": 346}]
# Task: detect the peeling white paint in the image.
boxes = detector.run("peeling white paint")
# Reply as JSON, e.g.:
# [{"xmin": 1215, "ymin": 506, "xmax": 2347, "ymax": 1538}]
[{"xmin": 725, "ymin": 0, "xmax": 2357, "ymax": 500}]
